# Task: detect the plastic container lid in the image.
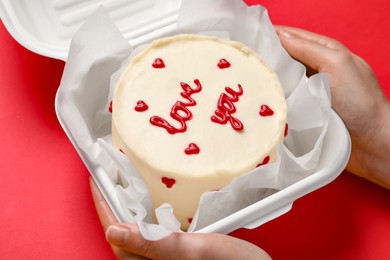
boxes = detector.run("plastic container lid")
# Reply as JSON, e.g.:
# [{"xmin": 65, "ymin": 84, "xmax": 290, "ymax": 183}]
[{"xmin": 0, "ymin": 0, "xmax": 181, "ymax": 60}]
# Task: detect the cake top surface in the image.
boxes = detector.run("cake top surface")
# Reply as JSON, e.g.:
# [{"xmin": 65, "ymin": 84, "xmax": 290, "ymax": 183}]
[{"xmin": 112, "ymin": 34, "xmax": 287, "ymax": 178}]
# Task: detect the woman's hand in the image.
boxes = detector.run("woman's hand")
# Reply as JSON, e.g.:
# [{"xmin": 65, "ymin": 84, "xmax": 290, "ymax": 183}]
[
  {"xmin": 91, "ymin": 179, "xmax": 271, "ymax": 260},
  {"xmin": 275, "ymin": 26, "xmax": 390, "ymax": 189}
]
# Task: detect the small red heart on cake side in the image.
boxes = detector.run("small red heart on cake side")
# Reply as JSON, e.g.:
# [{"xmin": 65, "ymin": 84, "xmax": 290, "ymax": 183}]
[
  {"xmin": 161, "ymin": 177, "xmax": 176, "ymax": 188},
  {"xmin": 152, "ymin": 58, "xmax": 165, "ymax": 68},
  {"xmin": 284, "ymin": 123, "xmax": 289, "ymax": 137},
  {"xmin": 185, "ymin": 143, "xmax": 200, "ymax": 155},
  {"xmin": 108, "ymin": 100, "xmax": 113, "ymax": 113},
  {"xmin": 256, "ymin": 155, "xmax": 270, "ymax": 167},
  {"xmin": 134, "ymin": 100, "xmax": 149, "ymax": 112},
  {"xmin": 217, "ymin": 58, "xmax": 231, "ymax": 69},
  {"xmin": 259, "ymin": 104, "xmax": 274, "ymax": 116}
]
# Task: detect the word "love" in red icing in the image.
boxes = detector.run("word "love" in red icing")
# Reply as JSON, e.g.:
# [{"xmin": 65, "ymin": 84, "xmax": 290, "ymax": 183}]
[
  {"xmin": 211, "ymin": 84, "xmax": 244, "ymax": 131},
  {"xmin": 150, "ymin": 79, "xmax": 202, "ymax": 134}
]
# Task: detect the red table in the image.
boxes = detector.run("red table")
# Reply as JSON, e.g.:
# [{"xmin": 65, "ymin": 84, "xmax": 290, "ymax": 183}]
[{"xmin": 1, "ymin": 1, "xmax": 389, "ymax": 259}]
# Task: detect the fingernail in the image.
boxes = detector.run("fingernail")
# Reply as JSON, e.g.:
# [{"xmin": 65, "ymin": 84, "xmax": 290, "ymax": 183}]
[
  {"xmin": 278, "ymin": 29, "xmax": 294, "ymax": 39},
  {"xmin": 106, "ymin": 225, "xmax": 129, "ymax": 247}
]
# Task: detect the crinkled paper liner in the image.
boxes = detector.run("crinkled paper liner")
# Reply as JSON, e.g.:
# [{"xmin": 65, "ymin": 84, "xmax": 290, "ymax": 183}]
[{"xmin": 56, "ymin": 0, "xmax": 331, "ymax": 240}]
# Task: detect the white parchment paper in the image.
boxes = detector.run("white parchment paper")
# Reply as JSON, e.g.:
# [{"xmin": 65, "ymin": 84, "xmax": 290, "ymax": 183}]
[{"xmin": 56, "ymin": 0, "xmax": 331, "ymax": 240}]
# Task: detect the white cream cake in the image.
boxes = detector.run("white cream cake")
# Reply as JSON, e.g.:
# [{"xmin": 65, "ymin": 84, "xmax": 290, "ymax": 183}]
[{"xmin": 111, "ymin": 34, "xmax": 287, "ymax": 230}]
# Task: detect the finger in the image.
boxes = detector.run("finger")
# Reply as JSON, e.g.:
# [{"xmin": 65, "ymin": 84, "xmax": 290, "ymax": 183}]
[
  {"xmin": 275, "ymin": 26, "xmax": 345, "ymax": 50},
  {"xmin": 274, "ymin": 25, "xmax": 345, "ymax": 73},
  {"xmin": 90, "ymin": 178, "xmax": 119, "ymax": 231},
  {"xmin": 106, "ymin": 223, "xmax": 271, "ymax": 260}
]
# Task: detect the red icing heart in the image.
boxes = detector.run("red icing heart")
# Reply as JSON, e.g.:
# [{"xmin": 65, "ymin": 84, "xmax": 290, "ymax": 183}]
[
  {"xmin": 256, "ymin": 156, "xmax": 270, "ymax": 167},
  {"xmin": 217, "ymin": 58, "xmax": 231, "ymax": 69},
  {"xmin": 119, "ymin": 148, "xmax": 125, "ymax": 154},
  {"xmin": 162, "ymin": 177, "xmax": 176, "ymax": 188},
  {"xmin": 188, "ymin": 218, "xmax": 193, "ymax": 224},
  {"xmin": 152, "ymin": 58, "xmax": 165, "ymax": 68},
  {"xmin": 134, "ymin": 100, "xmax": 148, "ymax": 112},
  {"xmin": 108, "ymin": 100, "xmax": 113, "ymax": 113},
  {"xmin": 185, "ymin": 143, "xmax": 200, "ymax": 155},
  {"xmin": 284, "ymin": 123, "xmax": 289, "ymax": 137},
  {"xmin": 259, "ymin": 104, "xmax": 274, "ymax": 116}
]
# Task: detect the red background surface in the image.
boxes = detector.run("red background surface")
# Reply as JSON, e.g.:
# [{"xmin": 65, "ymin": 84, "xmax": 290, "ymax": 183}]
[{"xmin": 1, "ymin": 0, "xmax": 389, "ymax": 259}]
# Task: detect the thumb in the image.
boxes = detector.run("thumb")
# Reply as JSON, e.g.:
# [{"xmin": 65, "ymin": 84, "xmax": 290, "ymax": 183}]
[{"xmin": 105, "ymin": 224, "xmax": 194, "ymax": 259}]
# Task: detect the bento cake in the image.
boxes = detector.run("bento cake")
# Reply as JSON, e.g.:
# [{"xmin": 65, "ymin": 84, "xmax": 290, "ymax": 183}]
[{"xmin": 111, "ymin": 34, "xmax": 287, "ymax": 230}]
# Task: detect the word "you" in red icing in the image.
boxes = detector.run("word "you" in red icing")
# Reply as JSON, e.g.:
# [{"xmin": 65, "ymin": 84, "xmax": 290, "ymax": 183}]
[
  {"xmin": 150, "ymin": 79, "xmax": 202, "ymax": 134},
  {"xmin": 211, "ymin": 84, "xmax": 244, "ymax": 131}
]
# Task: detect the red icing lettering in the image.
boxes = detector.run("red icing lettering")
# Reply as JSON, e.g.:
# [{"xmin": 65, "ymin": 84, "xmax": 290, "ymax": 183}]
[
  {"xmin": 152, "ymin": 58, "xmax": 165, "ymax": 68},
  {"xmin": 218, "ymin": 58, "xmax": 231, "ymax": 69},
  {"xmin": 150, "ymin": 79, "xmax": 202, "ymax": 134},
  {"xmin": 284, "ymin": 123, "xmax": 288, "ymax": 137},
  {"xmin": 259, "ymin": 104, "xmax": 274, "ymax": 116},
  {"xmin": 185, "ymin": 143, "xmax": 200, "ymax": 155},
  {"xmin": 256, "ymin": 156, "xmax": 270, "ymax": 167},
  {"xmin": 108, "ymin": 100, "xmax": 113, "ymax": 113},
  {"xmin": 211, "ymin": 84, "xmax": 244, "ymax": 131},
  {"xmin": 162, "ymin": 177, "xmax": 176, "ymax": 188},
  {"xmin": 134, "ymin": 100, "xmax": 149, "ymax": 112}
]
